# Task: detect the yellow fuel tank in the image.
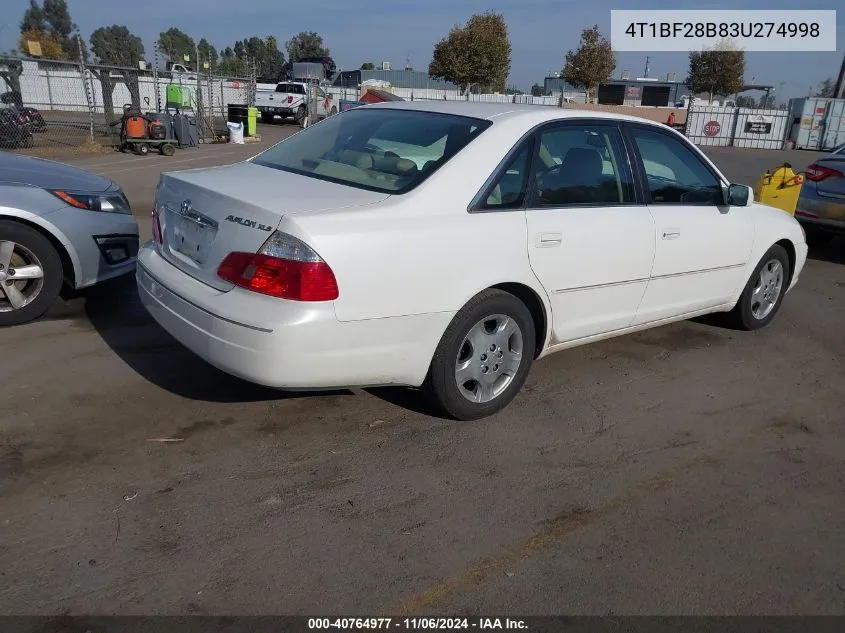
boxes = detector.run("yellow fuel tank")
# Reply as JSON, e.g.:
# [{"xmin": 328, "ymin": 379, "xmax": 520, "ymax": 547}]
[{"xmin": 753, "ymin": 163, "xmax": 803, "ymax": 216}]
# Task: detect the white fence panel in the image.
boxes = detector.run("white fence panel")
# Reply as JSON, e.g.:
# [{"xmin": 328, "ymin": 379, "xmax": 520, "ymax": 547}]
[
  {"xmin": 732, "ymin": 108, "xmax": 789, "ymax": 149},
  {"xmin": 685, "ymin": 105, "xmax": 736, "ymax": 147}
]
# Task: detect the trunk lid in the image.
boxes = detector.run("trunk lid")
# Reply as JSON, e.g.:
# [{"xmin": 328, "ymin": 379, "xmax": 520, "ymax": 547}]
[
  {"xmin": 814, "ymin": 158, "xmax": 845, "ymax": 200},
  {"xmin": 155, "ymin": 161, "xmax": 389, "ymax": 290}
]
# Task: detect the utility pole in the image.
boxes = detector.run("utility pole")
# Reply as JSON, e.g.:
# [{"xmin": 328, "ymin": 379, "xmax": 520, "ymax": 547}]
[
  {"xmin": 834, "ymin": 52, "xmax": 845, "ymax": 99},
  {"xmin": 643, "ymin": 56, "xmax": 650, "ymax": 78}
]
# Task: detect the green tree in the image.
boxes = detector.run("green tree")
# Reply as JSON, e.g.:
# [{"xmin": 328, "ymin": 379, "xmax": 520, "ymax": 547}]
[
  {"xmin": 686, "ymin": 42, "xmax": 745, "ymax": 103},
  {"xmin": 285, "ymin": 31, "xmax": 329, "ymax": 62},
  {"xmin": 815, "ymin": 77, "xmax": 835, "ymax": 98},
  {"xmin": 561, "ymin": 25, "xmax": 615, "ymax": 103},
  {"xmin": 20, "ymin": 0, "xmax": 45, "ymax": 33},
  {"xmin": 158, "ymin": 27, "xmax": 195, "ymax": 65},
  {"xmin": 197, "ymin": 38, "xmax": 217, "ymax": 71},
  {"xmin": 221, "ymin": 36, "xmax": 284, "ymax": 78},
  {"xmin": 90, "ymin": 25, "xmax": 145, "ymax": 119},
  {"xmin": 360, "ymin": 61, "xmax": 375, "ymax": 70},
  {"xmin": 42, "ymin": 0, "xmax": 78, "ymax": 59},
  {"xmin": 218, "ymin": 47, "xmax": 248, "ymax": 77},
  {"xmin": 18, "ymin": 0, "xmax": 83, "ymax": 60},
  {"xmin": 428, "ymin": 11, "xmax": 512, "ymax": 94},
  {"xmin": 735, "ymin": 95, "xmax": 757, "ymax": 108},
  {"xmin": 530, "ymin": 83, "xmax": 545, "ymax": 97}
]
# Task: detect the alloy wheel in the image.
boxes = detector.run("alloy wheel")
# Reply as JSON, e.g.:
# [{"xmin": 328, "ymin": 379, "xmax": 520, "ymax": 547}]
[
  {"xmin": 455, "ymin": 314, "xmax": 524, "ymax": 403},
  {"xmin": 0, "ymin": 240, "xmax": 46, "ymax": 313}
]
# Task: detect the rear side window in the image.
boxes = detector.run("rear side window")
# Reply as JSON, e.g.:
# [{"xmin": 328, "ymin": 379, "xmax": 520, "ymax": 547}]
[
  {"xmin": 276, "ymin": 84, "xmax": 305, "ymax": 94},
  {"xmin": 251, "ymin": 108, "xmax": 491, "ymax": 194}
]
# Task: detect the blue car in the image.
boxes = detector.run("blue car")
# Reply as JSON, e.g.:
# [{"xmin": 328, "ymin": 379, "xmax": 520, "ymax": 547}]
[
  {"xmin": 0, "ymin": 151, "xmax": 139, "ymax": 326},
  {"xmin": 796, "ymin": 143, "xmax": 845, "ymax": 246}
]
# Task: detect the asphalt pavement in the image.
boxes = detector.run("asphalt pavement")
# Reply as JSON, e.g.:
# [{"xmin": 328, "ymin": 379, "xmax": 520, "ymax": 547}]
[{"xmin": 1, "ymin": 123, "xmax": 843, "ymax": 616}]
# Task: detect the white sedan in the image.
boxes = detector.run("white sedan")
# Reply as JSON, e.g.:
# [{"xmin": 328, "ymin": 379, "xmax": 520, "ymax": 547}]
[{"xmin": 137, "ymin": 101, "xmax": 808, "ymax": 420}]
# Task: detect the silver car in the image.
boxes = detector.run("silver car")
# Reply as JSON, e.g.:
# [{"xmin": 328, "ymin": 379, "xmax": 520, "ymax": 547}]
[
  {"xmin": 0, "ymin": 151, "xmax": 139, "ymax": 326},
  {"xmin": 796, "ymin": 144, "xmax": 845, "ymax": 246}
]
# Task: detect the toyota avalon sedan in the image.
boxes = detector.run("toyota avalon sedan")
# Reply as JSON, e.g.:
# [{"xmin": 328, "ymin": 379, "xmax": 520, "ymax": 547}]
[
  {"xmin": 1, "ymin": 152, "xmax": 139, "ymax": 326},
  {"xmin": 137, "ymin": 101, "xmax": 807, "ymax": 420}
]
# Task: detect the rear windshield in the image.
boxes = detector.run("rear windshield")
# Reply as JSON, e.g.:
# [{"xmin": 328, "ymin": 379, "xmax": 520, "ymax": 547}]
[
  {"xmin": 276, "ymin": 83, "xmax": 305, "ymax": 94},
  {"xmin": 250, "ymin": 108, "xmax": 492, "ymax": 194}
]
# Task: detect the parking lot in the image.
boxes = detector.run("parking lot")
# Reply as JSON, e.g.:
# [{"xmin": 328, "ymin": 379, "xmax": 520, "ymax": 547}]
[{"xmin": 1, "ymin": 124, "xmax": 844, "ymax": 615}]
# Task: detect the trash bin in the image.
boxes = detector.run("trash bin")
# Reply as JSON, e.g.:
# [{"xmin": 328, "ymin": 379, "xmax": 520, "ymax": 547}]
[
  {"xmin": 227, "ymin": 104, "xmax": 248, "ymax": 129},
  {"xmin": 246, "ymin": 106, "xmax": 258, "ymax": 137}
]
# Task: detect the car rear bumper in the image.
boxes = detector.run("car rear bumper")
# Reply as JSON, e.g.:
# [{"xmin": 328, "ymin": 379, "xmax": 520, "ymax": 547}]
[
  {"xmin": 796, "ymin": 189, "xmax": 845, "ymax": 233},
  {"xmin": 258, "ymin": 106, "xmax": 295, "ymax": 115},
  {"xmin": 136, "ymin": 243, "xmax": 452, "ymax": 389}
]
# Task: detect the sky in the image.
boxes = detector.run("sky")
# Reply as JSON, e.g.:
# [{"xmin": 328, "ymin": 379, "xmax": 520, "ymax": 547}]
[{"xmin": 2, "ymin": 0, "xmax": 843, "ymax": 100}]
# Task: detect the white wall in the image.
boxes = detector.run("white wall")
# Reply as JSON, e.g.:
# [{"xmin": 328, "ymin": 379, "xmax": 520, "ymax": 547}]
[{"xmin": 1, "ymin": 59, "xmax": 250, "ymax": 117}]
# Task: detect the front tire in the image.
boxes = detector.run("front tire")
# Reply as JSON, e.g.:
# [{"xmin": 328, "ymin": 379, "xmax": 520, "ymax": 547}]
[
  {"xmin": 726, "ymin": 244, "xmax": 790, "ymax": 331},
  {"xmin": 0, "ymin": 221, "xmax": 64, "ymax": 326},
  {"xmin": 423, "ymin": 289, "xmax": 536, "ymax": 421}
]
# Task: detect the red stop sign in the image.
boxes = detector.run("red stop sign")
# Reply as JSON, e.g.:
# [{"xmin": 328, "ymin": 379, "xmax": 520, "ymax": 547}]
[
  {"xmin": 703, "ymin": 120, "xmax": 721, "ymax": 137},
  {"xmin": 232, "ymin": 80, "xmax": 240, "ymax": 89}
]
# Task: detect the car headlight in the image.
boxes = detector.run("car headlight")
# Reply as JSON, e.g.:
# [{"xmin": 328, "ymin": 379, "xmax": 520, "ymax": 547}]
[{"xmin": 50, "ymin": 190, "xmax": 132, "ymax": 214}]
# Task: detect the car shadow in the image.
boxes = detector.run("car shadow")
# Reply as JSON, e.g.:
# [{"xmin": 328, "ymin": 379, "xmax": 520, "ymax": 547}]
[
  {"xmin": 364, "ymin": 386, "xmax": 441, "ymax": 417},
  {"xmin": 79, "ymin": 275, "xmax": 353, "ymax": 404},
  {"xmin": 807, "ymin": 236, "xmax": 845, "ymax": 266}
]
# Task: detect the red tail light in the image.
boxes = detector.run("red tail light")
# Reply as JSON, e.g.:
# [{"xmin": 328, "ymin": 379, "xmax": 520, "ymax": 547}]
[
  {"xmin": 151, "ymin": 207, "xmax": 163, "ymax": 245},
  {"xmin": 217, "ymin": 231, "xmax": 338, "ymax": 301},
  {"xmin": 805, "ymin": 163, "xmax": 844, "ymax": 182}
]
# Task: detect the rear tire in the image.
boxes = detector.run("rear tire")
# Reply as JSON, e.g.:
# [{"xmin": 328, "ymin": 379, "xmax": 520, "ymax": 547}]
[
  {"xmin": 295, "ymin": 105, "xmax": 307, "ymax": 127},
  {"xmin": 423, "ymin": 289, "xmax": 536, "ymax": 421},
  {"xmin": 0, "ymin": 221, "xmax": 64, "ymax": 326},
  {"xmin": 261, "ymin": 112, "xmax": 274, "ymax": 124},
  {"xmin": 726, "ymin": 244, "xmax": 790, "ymax": 331},
  {"xmin": 160, "ymin": 143, "xmax": 175, "ymax": 156},
  {"xmin": 135, "ymin": 143, "xmax": 149, "ymax": 156}
]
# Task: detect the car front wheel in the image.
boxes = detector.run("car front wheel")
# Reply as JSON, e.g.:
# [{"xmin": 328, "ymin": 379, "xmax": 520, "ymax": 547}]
[
  {"xmin": 0, "ymin": 221, "xmax": 64, "ymax": 326},
  {"xmin": 726, "ymin": 244, "xmax": 790, "ymax": 331},
  {"xmin": 424, "ymin": 289, "xmax": 536, "ymax": 421}
]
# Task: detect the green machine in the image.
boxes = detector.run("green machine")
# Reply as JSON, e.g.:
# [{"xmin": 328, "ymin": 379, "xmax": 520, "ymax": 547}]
[{"xmin": 165, "ymin": 83, "xmax": 194, "ymax": 110}]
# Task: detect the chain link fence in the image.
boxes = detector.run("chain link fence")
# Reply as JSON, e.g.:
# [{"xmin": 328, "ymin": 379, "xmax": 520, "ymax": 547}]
[{"xmin": 0, "ymin": 54, "xmax": 251, "ymax": 155}]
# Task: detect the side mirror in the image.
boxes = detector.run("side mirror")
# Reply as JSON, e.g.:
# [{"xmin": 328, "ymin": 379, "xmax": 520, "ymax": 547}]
[{"xmin": 727, "ymin": 183, "xmax": 753, "ymax": 207}]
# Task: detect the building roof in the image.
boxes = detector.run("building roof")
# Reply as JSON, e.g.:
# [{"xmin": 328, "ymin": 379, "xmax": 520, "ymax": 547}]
[
  {"xmin": 361, "ymin": 88, "xmax": 404, "ymax": 102},
  {"xmin": 333, "ymin": 69, "xmax": 458, "ymax": 90}
]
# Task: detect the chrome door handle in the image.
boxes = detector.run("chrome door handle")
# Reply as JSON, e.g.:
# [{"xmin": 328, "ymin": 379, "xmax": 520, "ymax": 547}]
[
  {"xmin": 662, "ymin": 229, "xmax": 681, "ymax": 240},
  {"xmin": 537, "ymin": 232, "xmax": 562, "ymax": 247}
]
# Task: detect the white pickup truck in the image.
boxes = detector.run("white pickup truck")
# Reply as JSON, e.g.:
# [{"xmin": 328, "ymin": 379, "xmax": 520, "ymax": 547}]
[{"xmin": 255, "ymin": 81, "xmax": 336, "ymax": 126}]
